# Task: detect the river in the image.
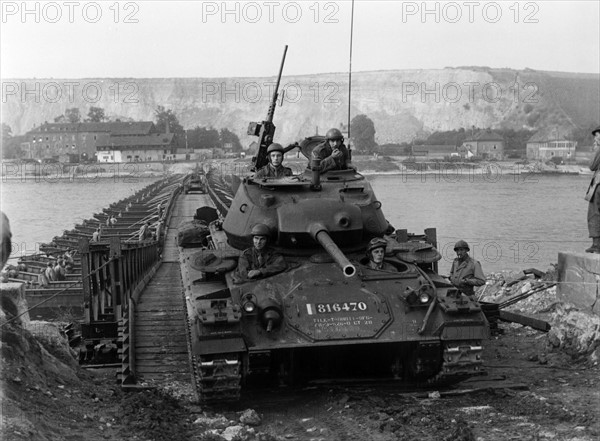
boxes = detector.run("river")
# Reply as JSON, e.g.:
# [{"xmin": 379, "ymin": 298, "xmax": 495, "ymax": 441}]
[
  {"xmin": 1, "ymin": 170, "xmax": 590, "ymax": 274},
  {"xmin": 1, "ymin": 176, "xmax": 160, "ymax": 262}
]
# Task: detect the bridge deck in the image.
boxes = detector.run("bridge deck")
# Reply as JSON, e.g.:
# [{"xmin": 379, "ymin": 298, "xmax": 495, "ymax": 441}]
[{"xmin": 133, "ymin": 192, "xmax": 213, "ymax": 383}]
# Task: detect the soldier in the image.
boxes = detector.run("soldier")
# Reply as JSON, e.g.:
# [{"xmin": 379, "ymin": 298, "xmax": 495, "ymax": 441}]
[
  {"xmin": 54, "ymin": 259, "xmax": 66, "ymax": 281},
  {"xmin": 448, "ymin": 240, "xmax": 486, "ymax": 297},
  {"xmin": 45, "ymin": 262, "xmax": 56, "ymax": 282},
  {"xmin": 584, "ymin": 125, "xmax": 600, "ymax": 253},
  {"xmin": 311, "ymin": 128, "xmax": 351, "ymax": 173},
  {"xmin": 255, "ymin": 143, "xmax": 293, "ymax": 179},
  {"xmin": 139, "ymin": 221, "xmax": 151, "ymax": 241},
  {"xmin": 236, "ymin": 224, "xmax": 287, "ymax": 281},
  {"xmin": 365, "ymin": 237, "xmax": 397, "ymax": 271}
]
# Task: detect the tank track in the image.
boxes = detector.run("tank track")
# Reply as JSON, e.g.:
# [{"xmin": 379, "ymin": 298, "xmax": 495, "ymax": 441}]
[
  {"xmin": 194, "ymin": 354, "xmax": 242, "ymax": 403},
  {"xmin": 423, "ymin": 340, "xmax": 485, "ymax": 387}
]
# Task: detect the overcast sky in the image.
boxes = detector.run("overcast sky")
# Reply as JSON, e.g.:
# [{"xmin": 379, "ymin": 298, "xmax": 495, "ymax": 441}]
[{"xmin": 1, "ymin": 1, "xmax": 599, "ymax": 78}]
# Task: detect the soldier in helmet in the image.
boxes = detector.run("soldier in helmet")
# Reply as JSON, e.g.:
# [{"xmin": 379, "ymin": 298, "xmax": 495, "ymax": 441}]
[
  {"xmin": 584, "ymin": 125, "xmax": 600, "ymax": 253},
  {"xmin": 311, "ymin": 128, "xmax": 351, "ymax": 173},
  {"xmin": 236, "ymin": 223, "xmax": 287, "ymax": 281},
  {"xmin": 448, "ymin": 240, "xmax": 485, "ymax": 297},
  {"xmin": 365, "ymin": 237, "xmax": 397, "ymax": 271},
  {"xmin": 255, "ymin": 143, "xmax": 293, "ymax": 179}
]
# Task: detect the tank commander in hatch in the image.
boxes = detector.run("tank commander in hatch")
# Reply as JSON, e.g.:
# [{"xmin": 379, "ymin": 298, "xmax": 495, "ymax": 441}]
[
  {"xmin": 448, "ymin": 240, "xmax": 486, "ymax": 297},
  {"xmin": 311, "ymin": 128, "xmax": 351, "ymax": 173},
  {"xmin": 365, "ymin": 237, "xmax": 397, "ymax": 271},
  {"xmin": 236, "ymin": 224, "xmax": 287, "ymax": 281},
  {"xmin": 584, "ymin": 125, "xmax": 600, "ymax": 253},
  {"xmin": 255, "ymin": 143, "xmax": 293, "ymax": 179}
]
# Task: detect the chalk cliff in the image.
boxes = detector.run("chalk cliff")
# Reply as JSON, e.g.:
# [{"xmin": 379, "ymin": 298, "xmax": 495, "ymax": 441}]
[{"xmin": 2, "ymin": 67, "xmax": 598, "ymax": 144}]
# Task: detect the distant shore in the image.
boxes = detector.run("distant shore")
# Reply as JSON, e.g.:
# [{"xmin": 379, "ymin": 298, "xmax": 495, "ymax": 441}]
[{"xmin": 1, "ymin": 157, "xmax": 589, "ymax": 181}]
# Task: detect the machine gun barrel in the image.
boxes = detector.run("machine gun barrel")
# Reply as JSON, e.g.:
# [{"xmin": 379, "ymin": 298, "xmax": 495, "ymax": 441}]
[
  {"xmin": 309, "ymin": 223, "xmax": 356, "ymax": 278},
  {"xmin": 252, "ymin": 45, "xmax": 288, "ymax": 171},
  {"xmin": 267, "ymin": 45, "xmax": 288, "ymax": 123}
]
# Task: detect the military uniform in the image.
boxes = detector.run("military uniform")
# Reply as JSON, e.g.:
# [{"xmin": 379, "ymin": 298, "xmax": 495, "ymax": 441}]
[
  {"xmin": 311, "ymin": 142, "xmax": 350, "ymax": 173},
  {"xmin": 255, "ymin": 163, "xmax": 293, "ymax": 179},
  {"xmin": 585, "ymin": 128, "xmax": 600, "ymax": 245},
  {"xmin": 449, "ymin": 256, "xmax": 486, "ymax": 296},
  {"xmin": 367, "ymin": 260, "xmax": 397, "ymax": 271},
  {"xmin": 236, "ymin": 246, "xmax": 287, "ymax": 280}
]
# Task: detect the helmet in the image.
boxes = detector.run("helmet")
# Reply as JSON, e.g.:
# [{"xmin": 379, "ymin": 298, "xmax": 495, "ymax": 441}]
[
  {"xmin": 250, "ymin": 223, "xmax": 270, "ymax": 237},
  {"xmin": 267, "ymin": 143, "xmax": 284, "ymax": 154},
  {"xmin": 592, "ymin": 126, "xmax": 600, "ymax": 136},
  {"xmin": 453, "ymin": 240, "xmax": 470, "ymax": 251},
  {"xmin": 366, "ymin": 237, "xmax": 387, "ymax": 254},
  {"xmin": 326, "ymin": 128, "xmax": 344, "ymax": 141}
]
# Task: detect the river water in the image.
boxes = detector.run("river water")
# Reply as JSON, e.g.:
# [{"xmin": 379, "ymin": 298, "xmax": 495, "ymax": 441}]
[
  {"xmin": 1, "ymin": 176, "xmax": 160, "ymax": 262},
  {"xmin": 1, "ymin": 170, "xmax": 590, "ymax": 275}
]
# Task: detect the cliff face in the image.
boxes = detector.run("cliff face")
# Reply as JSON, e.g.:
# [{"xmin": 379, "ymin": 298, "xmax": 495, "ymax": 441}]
[{"xmin": 2, "ymin": 68, "xmax": 598, "ymax": 144}]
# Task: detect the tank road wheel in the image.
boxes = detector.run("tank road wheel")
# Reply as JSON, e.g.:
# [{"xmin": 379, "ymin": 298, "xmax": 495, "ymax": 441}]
[{"xmin": 195, "ymin": 353, "xmax": 242, "ymax": 403}]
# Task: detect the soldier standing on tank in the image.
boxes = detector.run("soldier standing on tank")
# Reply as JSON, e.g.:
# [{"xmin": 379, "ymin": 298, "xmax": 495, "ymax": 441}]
[
  {"xmin": 365, "ymin": 238, "xmax": 397, "ymax": 271},
  {"xmin": 236, "ymin": 224, "xmax": 287, "ymax": 280},
  {"xmin": 584, "ymin": 125, "xmax": 600, "ymax": 253},
  {"xmin": 255, "ymin": 143, "xmax": 293, "ymax": 179},
  {"xmin": 311, "ymin": 128, "xmax": 351, "ymax": 173},
  {"xmin": 449, "ymin": 240, "xmax": 486, "ymax": 297}
]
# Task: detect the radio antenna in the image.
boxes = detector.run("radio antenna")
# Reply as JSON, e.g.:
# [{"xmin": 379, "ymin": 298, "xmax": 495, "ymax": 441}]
[{"xmin": 347, "ymin": 0, "xmax": 355, "ymax": 157}]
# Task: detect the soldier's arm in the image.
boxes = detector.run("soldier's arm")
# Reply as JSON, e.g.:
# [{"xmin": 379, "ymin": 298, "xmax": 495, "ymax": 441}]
[
  {"xmin": 259, "ymin": 253, "xmax": 287, "ymax": 277},
  {"xmin": 463, "ymin": 261, "xmax": 486, "ymax": 286},
  {"xmin": 236, "ymin": 251, "xmax": 252, "ymax": 277}
]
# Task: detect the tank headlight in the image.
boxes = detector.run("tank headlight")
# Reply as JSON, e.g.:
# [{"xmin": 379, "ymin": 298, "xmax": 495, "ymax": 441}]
[
  {"xmin": 243, "ymin": 300, "xmax": 256, "ymax": 313},
  {"xmin": 241, "ymin": 293, "xmax": 258, "ymax": 314},
  {"xmin": 419, "ymin": 292, "xmax": 431, "ymax": 304}
]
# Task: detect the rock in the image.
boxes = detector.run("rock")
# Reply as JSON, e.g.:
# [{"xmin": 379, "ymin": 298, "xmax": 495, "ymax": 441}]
[
  {"xmin": 549, "ymin": 303, "xmax": 600, "ymax": 359},
  {"xmin": 222, "ymin": 425, "xmax": 244, "ymax": 441},
  {"xmin": 193, "ymin": 414, "xmax": 230, "ymax": 429},
  {"xmin": 239, "ymin": 408, "xmax": 261, "ymax": 426}
]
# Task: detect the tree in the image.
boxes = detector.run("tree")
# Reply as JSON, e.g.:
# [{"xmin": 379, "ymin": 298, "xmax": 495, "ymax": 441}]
[
  {"xmin": 1, "ymin": 123, "xmax": 23, "ymax": 159},
  {"xmin": 86, "ymin": 106, "xmax": 106, "ymax": 122},
  {"xmin": 65, "ymin": 108, "xmax": 81, "ymax": 123},
  {"xmin": 350, "ymin": 114, "xmax": 377, "ymax": 154},
  {"xmin": 219, "ymin": 128, "xmax": 242, "ymax": 152},
  {"xmin": 154, "ymin": 106, "xmax": 185, "ymax": 135}
]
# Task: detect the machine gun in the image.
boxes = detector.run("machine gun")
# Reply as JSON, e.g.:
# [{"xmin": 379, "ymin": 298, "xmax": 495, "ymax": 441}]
[{"xmin": 248, "ymin": 45, "xmax": 288, "ymax": 171}]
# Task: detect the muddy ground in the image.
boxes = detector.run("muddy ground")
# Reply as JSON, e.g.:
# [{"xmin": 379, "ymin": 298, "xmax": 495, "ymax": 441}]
[{"xmin": 2, "ymin": 315, "xmax": 598, "ymax": 441}]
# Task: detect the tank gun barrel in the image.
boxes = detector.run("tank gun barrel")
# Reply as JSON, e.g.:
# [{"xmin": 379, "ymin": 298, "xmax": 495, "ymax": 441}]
[{"xmin": 309, "ymin": 223, "xmax": 356, "ymax": 278}]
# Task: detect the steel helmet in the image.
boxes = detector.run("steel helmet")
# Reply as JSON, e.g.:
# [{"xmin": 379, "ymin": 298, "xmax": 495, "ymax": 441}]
[
  {"xmin": 453, "ymin": 240, "xmax": 470, "ymax": 251},
  {"xmin": 326, "ymin": 128, "xmax": 344, "ymax": 141},
  {"xmin": 267, "ymin": 143, "xmax": 284, "ymax": 154},
  {"xmin": 592, "ymin": 126, "xmax": 600, "ymax": 136},
  {"xmin": 250, "ymin": 223, "xmax": 270, "ymax": 237},
  {"xmin": 366, "ymin": 237, "xmax": 387, "ymax": 254}
]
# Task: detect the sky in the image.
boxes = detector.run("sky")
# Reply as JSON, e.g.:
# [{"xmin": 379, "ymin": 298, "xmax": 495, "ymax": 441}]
[{"xmin": 1, "ymin": 0, "xmax": 599, "ymax": 79}]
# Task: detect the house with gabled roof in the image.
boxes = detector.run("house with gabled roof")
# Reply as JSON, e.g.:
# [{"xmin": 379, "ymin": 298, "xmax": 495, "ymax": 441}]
[
  {"xmin": 526, "ymin": 127, "xmax": 577, "ymax": 161},
  {"xmin": 96, "ymin": 133, "xmax": 176, "ymax": 163},
  {"xmin": 461, "ymin": 130, "xmax": 504, "ymax": 160},
  {"xmin": 23, "ymin": 121, "xmax": 157, "ymax": 160}
]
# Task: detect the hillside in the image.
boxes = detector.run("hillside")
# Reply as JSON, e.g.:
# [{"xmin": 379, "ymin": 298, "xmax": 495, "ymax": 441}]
[{"xmin": 2, "ymin": 67, "xmax": 598, "ymax": 145}]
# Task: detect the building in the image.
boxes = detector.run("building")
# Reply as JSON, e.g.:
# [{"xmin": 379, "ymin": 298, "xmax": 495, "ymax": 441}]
[
  {"xmin": 526, "ymin": 127, "xmax": 577, "ymax": 161},
  {"xmin": 461, "ymin": 130, "xmax": 504, "ymax": 160},
  {"xmin": 22, "ymin": 121, "xmax": 157, "ymax": 160},
  {"xmin": 411, "ymin": 145, "xmax": 458, "ymax": 160},
  {"xmin": 96, "ymin": 133, "xmax": 175, "ymax": 163}
]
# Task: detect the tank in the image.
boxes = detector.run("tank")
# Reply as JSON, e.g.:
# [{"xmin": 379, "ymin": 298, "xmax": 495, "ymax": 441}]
[
  {"xmin": 184, "ymin": 164, "xmax": 207, "ymax": 194},
  {"xmin": 182, "ymin": 47, "xmax": 489, "ymax": 403}
]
